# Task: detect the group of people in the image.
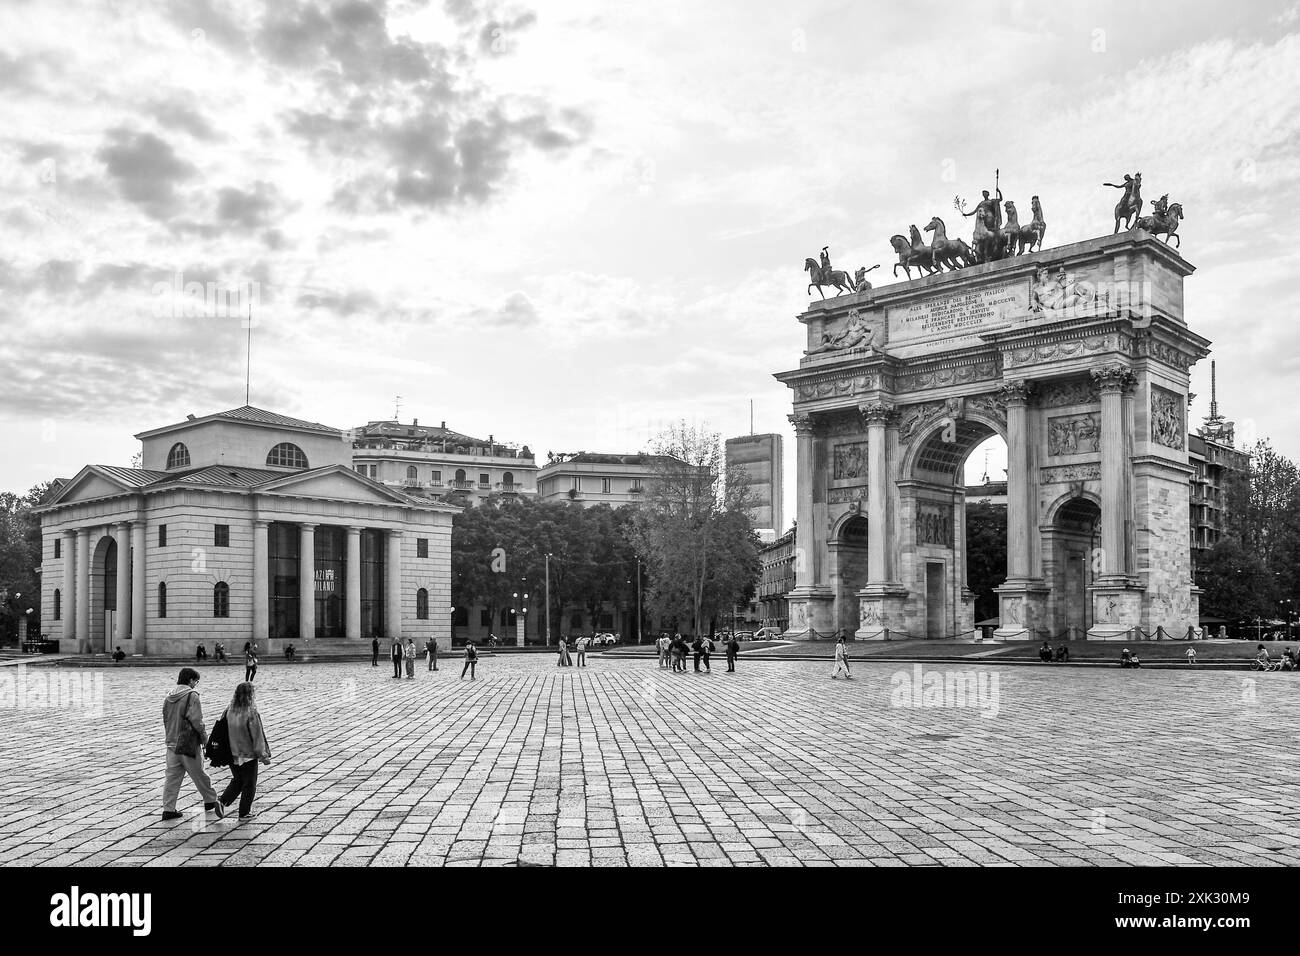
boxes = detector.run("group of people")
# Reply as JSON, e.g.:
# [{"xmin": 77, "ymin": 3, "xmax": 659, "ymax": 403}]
[
  {"xmin": 194, "ymin": 641, "xmax": 256, "ymax": 680},
  {"xmin": 161, "ymin": 667, "xmax": 272, "ymax": 822},
  {"xmin": 370, "ymin": 636, "xmax": 483, "ymax": 680},
  {"xmin": 556, "ymin": 636, "xmax": 588, "ymax": 667},
  {"xmin": 1254, "ymin": 644, "xmax": 1299, "ymax": 671},
  {"xmin": 1038, "ymin": 642, "xmax": 1070, "ymax": 663},
  {"xmin": 655, "ymin": 632, "xmax": 740, "ymax": 673}
]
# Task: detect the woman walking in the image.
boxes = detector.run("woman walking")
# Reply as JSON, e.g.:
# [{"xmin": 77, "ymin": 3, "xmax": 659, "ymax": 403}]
[
  {"xmin": 557, "ymin": 638, "xmax": 572, "ymax": 667},
  {"xmin": 244, "ymin": 642, "xmax": 259, "ymax": 682},
  {"xmin": 219, "ymin": 681, "xmax": 272, "ymax": 820},
  {"xmin": 404, "ymin": 638, "xmax": 416, "ymax": 678}
]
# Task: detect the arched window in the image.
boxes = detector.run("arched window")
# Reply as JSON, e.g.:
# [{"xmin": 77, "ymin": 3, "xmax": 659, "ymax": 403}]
[
  {"xmin": 213, "ymin": 581, "xmax": 230, "ymax": 618},
  {"xmin": 167, "ymin": 442, "xmax": 191, "ymax": 469},
  {"xmin": 406, "ymin": 465, "xmax": 418, "ymax": 484},
  {"xmin": 503, "ymin": 471, "xmax": 514, "ymax": 489},
  {"xmin": 416, "ymin": 588, "xmax": 429, "ymax": 620},
  {"xmin": 53, "ymin": 589, "xmax": 61, "ymax": 621},
  {"xmin": 266, "ymin": 443, "xmax": 309, "ymax": 469},
  {"xmin": 158, "ymin": 582, "xmax": 167, "ymax": 618},
  {"xmin": 455, "ymin": 468, "xmax": 466, "ymax": 484}
]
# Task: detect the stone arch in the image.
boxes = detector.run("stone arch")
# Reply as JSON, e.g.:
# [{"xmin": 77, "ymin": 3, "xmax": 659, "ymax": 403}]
[
  {"xmin": 89, "ymin": 534, "xmax": 117, "ymax": 653},
  {"xmin": 1044, "ymin": 493, "xmax": 1103, "ymax": 639},
  {"xmin": 898, "ymin": 410, "xmax": 1007, "ymax": 484}
]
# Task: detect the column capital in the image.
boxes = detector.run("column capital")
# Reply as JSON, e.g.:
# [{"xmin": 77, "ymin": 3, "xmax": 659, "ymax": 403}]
[
  {"xmin": 858, "ymin": 401, "xmax": 895, "ymax": 426},
  {"xmin": 346, "ymin": 525, "xmax": 364, "ymax": 535},
  {"xmin": 299, "ymin": 522, "xmax": 317, "ymax": 532},
  {"xmin": 387, "ymin": 529, "xmax": 405, "ymax": 538},
  {"xmin": 1091, "ymin": 363, "xmax": 1136, "ymax": 393},
  {"xmin": 788, "ymin": 412, "xmax": 816, "ymax": 437},
  {"xmin": 253, "ymin": 518, "xmax": 271, "ymax": 528},
  {"xmin": 115, "ymin": 520, "xmax": 131, "ymax": 531},
  {"xmin": 998, "ymin": 378, "xmax": 1037, "ymax": 406}
]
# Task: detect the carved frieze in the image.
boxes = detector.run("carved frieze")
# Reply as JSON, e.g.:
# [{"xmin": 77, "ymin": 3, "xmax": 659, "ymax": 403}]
[
  {"xmin": 1047, "ymin": 413, "xmax": 1101, "ymax": 456},
  {"xmin": 966, "ymin": 393, "xmax": 1008, "ymax": 429},
  {"xmin": 998, "ymin": 379, "xmax": 1037, "ymax": 405},
  {"xmin": 833, "ymin": 442, "xmax": 868, "ymax": 480},
  {"xmin": 1038, "ymin": 377, "xmax": 1100, "ymax": 408},
  {"xmin": 1150, "ymin": 385, "xmax": 1185, "ymax": 449},
  {"xmin": 1041, "ymin": 463, "xmax": 1101, "ymax": 483},
  {"xmin": 895, "ymin": 361, "xmax": 998, "ymax": 394},
  {"xmin": 795, "ymin": 373, "xmax": 879, "ymax": 402},
  {"xmin": 896, "ymin": 401, "xmax": 947, "ymax": 442},
  {"xmin": 828, "ymin": 487, "xmax": 868, "ymax": 505},
  {"xmin": 1006, "ymin": 335, "xmax": 1116, "ymax": 369},
  {"xmin": 1133, "ymin": 334, "xmax": 1196, "ymax": 372},
  {"xmin": 916, "ymin": 504, "xmax": 953, "ymax": 547},
  {"xmin": 1091, "ymin": 364, "xmax": 1136, "ymax": 393}
]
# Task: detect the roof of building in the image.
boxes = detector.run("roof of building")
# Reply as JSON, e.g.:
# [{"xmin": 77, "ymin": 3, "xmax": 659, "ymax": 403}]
[
  {"xmin": 351, "ymin": 419, "xmax": 531, "ymax": 457},
  {"xmin": 135, "ymin": 405, "xmax": 343, "ymax": 439}
]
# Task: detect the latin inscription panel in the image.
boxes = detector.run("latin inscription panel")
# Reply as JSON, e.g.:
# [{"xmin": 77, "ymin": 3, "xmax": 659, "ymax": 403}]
[{"xmin": 887, "ymin": 278, "xmax": 1026, "ymax": 353}]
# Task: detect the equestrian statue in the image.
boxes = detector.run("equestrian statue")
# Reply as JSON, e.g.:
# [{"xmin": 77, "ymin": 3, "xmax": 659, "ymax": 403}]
[
  {"xmin": 1104, "ymin": 172, "xmax": 1143, "ymax": 233},
  {"xmin": 804, "ymin": 245, "xmax": 856, "ymax": 298},
  {"xmin": 1133, "ymin": 194, "xmax": 1184, "ymax": 248}
]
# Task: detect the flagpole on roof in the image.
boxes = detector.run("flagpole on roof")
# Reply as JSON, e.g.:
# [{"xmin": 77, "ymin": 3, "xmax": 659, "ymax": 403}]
[{"xmin": 245, "ymin": 303, "xmax": 253, "ymax": 406}]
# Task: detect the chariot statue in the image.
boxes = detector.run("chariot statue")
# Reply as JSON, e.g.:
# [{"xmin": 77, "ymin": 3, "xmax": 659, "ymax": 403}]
[{"xmin": 1104, "ymin": 172, "xmax": 1143, "ymax": 233}]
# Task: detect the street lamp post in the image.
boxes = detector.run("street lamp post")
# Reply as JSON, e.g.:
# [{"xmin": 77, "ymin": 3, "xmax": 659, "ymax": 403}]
[
  {"xmin": 545, "ymin": 553, "xmax": 552, "ymax": 646},
  {"xmin": 635, "ymin": 556, "xmax": 642, "ymax": 645},
  {"xmin": 512, "ymin": 587, "xmax": 529, "ymax": 647}
]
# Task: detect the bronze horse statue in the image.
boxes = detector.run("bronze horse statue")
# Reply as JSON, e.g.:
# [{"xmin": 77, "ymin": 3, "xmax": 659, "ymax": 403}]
[
  {"xmin": 970, "ymin": 207, "xmax": 1008, "ymax": 264},
  {"xmin": 804, "ymin": 258, "xmax": 856, "ymax": 298},
  {"xmin": 889, "ymin": 232, "xmax": 936, "ymax": 280},
  {"xmin": 924, "ymin": 217, "xmax": 974, "ymax": 271},
  {"xmin": 1134, "ymin": 202, "xmax": 1184, "ymax": 248},
  {"xmin": 1014, "ymin": 195, "xmax": 1046, "ymax": 254},
  {"xmin": 1107, "ymin": 172, "xmax": 1143, "ymax": 234}
]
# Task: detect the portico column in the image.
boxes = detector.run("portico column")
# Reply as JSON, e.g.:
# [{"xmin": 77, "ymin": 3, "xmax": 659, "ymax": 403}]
[
  {"xmin": 252, "ymin": 520, "xmax": 269, "ymax": 643},
  {"xmin": 790, "ymin": 414, "xmax": 818, "ymax": 587},
  {"xmin": 113, "ymin": 522, "xmax": 131, "ymax": 647},
  {"xmin": 76, "ymin": 527, "xmax": 91, "ymax": 653},
  {"xmin": 1092, "ymin": 365, "xmax": 1134, "ymax": 579},
  {"xmin": 299, "ymin": 523, "xmax": 316, "ymax": 643},
  {"xmin": 1001, "ymin": 380, "xmax": 1036, "ymax": 583},
  {"xmin": 386, "ymin": 530, "xmax": 404, "ymax": 640},
  {"xmin": 62, "ymin": 530, "xmax": 76, "ymax": 645},
  {"xmin": 859, "ymin": 402, "xmax": 894, "ymax": 584},
  {"xmin": 346, "ymin": 526, "xmax": 362, "ymax": 640},
  {"xmin": 131, "ymin": 521, "xmax": 146, "ymax": 650}
]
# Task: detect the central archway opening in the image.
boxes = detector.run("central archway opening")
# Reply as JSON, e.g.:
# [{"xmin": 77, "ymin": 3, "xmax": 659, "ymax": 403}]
[
  {"xmin": 907, "ymin": 421, "xmax": 1008, "ymax": 639},
  {"xmin": 1049, "ymin": 497, "xmax": 1101, "ymax": 639},
  {"xmin": 832, "ymin": 514, "xmax": 870, "ymax": 635}
]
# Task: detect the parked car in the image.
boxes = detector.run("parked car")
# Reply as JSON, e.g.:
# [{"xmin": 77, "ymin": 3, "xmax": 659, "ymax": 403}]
[
  {"xmin": 591, "ymin": 633, "xmax": 620, "ymax": 646},
  {"xmin": 753, "ymin": 627, "xmax": 783, "ymax": 641}
]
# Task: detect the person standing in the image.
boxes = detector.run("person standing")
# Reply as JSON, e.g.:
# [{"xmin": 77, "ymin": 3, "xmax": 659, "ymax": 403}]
[
  {"xmin": 218, "ymin": 681, "xmax": 272, "ymax": 820},
  {"xmin": 557, "ymin": 638, "xmax": 572, "ymax": 667},
  {"xmin": 244, "ymin": 642, "xmax": 258, "ymax": 683},
  {"xmin": 831, "ymin": 636, "xmax": 852, "ymax": 679},
  {"xmin": 692, "ymin": 636, "xmax": 703, "ymax": 673},
  {"xmin": 671, "ymin": 633, "xmax": 686, "ymax": 672},
  {"xmin": 161, "ymin": 668, "xmax": 223, "ymax": 821},
  {"xmin": 725, "ymin": 634, "xmax": 739, "ymax": 673},
  {"xmin": 371, "ymin": 637, "xmax": 379, "ymax": 667},
  {"xmin": 461, "ymin": 641, "xmax": 478, "ymax": 680},
  {"xmin": 390, "ymin": 637, "xmax": 403, "ymax": 678},
  {"xmin": 404, "ymin": 638, "xmax": 417, "ymax": 678},
  {"xmin": 575, "ymin": 635, "xmax": 588, "ymax": 668},
  {"xmin": 657, "ymin": 634, "xmax": 669, "ymax": 669},
  {"xmin": 700, "ymin": 636, "xmax": 713, "ymax": 673},
  {"xmin": 426, "ymin": 637, "xmax": 438, "ymax": 671}
]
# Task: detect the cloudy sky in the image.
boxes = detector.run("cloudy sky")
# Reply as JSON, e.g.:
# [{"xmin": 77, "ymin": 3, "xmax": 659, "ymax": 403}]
[{"xmin": 3, "ymin": 0, "xmax": 1299, "ymax": 524}]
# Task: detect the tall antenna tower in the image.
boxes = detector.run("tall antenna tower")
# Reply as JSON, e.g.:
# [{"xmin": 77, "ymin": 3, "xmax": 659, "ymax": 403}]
[
  {"xmin": 394, "ymin": 395, "xmax": 403, "ymax": 421},
  {"xmin": 981, "ymin": 447, "xmax": 991, "ymax": 485}
]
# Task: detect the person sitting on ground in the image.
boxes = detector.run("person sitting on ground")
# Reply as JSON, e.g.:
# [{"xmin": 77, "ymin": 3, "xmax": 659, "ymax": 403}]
[
  {"xmin": 1129, "ymin": 650, "xmax": 1141, "ymax": 668},
  {"xmin": 196, "ymin": 643, "xmax": 208, "ymax": 661},
  {"xmin": 1283, "ymin": 648, "xmax": 1297, "ymax": 671},
  {"xmin": 1039, "ymin": 641, "xmax": 1053, "ymax": 663},
  {"xmin": 214, "ymin": 641, "xmax": 227, "ymax": 662},
  {"xmin": 284, "ymin": 643, "xmax": 295, "ymax": 662},
  {"xmin": 1120, "ymin": 648, "xmax": 1134, "ymax": 669},
  {"xmin": 1054, "ymin": 644, "xmax": 1069, "ymax": 662},
  {"xmin": 112, "ymin": 646, "xmax": 126, "ymax": 664},
  {"xmin": 1256, "ymin": 644, "xmax": 1274, "ymax": 669}
]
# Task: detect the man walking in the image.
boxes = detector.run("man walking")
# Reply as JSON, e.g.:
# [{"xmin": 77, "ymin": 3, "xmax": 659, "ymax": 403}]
[
  {"xmin": 161, "ymin": 667, "xmax": 223, "ymax": 821},
  {"xmin": 390, "ymin": 637, "xmax": 403, "ymax": 679},
  {"xmin": 575, "ymin": 634, "xmax": 589, "ymax": 667},
  {"xmin": 832, "ymin": 635, "xmax": 852, "ymax": 680},
  {"xmin": 371, "ymin": 637, "xmax": 379, "ymax": 667},
  {"xmin": 426, "ymin": 637, "xmax": 438, "ymax": 671},
  {"xmin": 726, "ymin": 634, "xmax": 740, "ymax": 673}
]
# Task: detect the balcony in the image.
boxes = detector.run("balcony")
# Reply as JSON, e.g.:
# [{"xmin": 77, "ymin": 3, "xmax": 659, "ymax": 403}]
[
  {"xmin": 477, "ymin": 482, "xmax": 491, "ymax": 490},
  {"xmin": 449, "ymin": 480, "xmax": 474, "ymax": 490}
]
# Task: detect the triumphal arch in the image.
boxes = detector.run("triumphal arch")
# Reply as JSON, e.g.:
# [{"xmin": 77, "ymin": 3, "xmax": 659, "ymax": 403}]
[{"xmin": 776, "ymin": 231, "xmax": 1210, "ymax": 641}]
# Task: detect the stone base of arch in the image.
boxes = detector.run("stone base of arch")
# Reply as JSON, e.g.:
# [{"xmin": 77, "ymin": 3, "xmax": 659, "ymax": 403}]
[
  {"xmin": 855, "ymin": 586, "xmax": 910, "ymax": 641},
  {"xmin": 994, "ymin": 584, "xmax": 1050, "ymax": 641},
  {"xmin": 784, "ymin": 587, "xmax": 835, "ymax": 639},
  {"xmin": 1087, "ymin": 581, "xmax": 1146, "ymax": 641}
]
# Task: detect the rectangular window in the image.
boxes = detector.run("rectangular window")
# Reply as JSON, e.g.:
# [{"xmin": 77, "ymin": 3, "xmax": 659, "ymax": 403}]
[
  {"xmin": 313, "ymin": 526, "xmax": 347, "ymax": 639},
  {"xmin": 214, "ymin": 525, "xmax": 229, "ymax": 547},
  {"xmin": 602, "ymin": 477, "xmax": 612, "ymax": 494},
  {"xmin": 480, "ymin": 608, "xmax": 492, "ymax": 627},
  {"xmin": 359, "ymin": 529, "xmax": 385, "ymax": 639},
  {"xmin": 159, "ymin": 525, "xmax": 167, "ymax": 547},
  {"xmin": 432, "ymin": 470, "xmax": 442, "ymax": 485},
  {"xmin": 54, "ymin": 538, "xmax": 61, "ymax": 559},
  {"xmin": 479, "ymin": 473, "xmax": 490, "ymax": 488},
  {"xmin": 268, "ymin": 523, "xmax": 299, "ymax": 639},
  {"xmin": 571, "ymin": 476, "xmax": 579, "ymax": 491},
  {"xmin": 417, "ymin": 538, "xmax": 429, "ymax": 558},
  {"xmin": 356, "ymin": 464, "xmax": 366, "ymax": 474}
]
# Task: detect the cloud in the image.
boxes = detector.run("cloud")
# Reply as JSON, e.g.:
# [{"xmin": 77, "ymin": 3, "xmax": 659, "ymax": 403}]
[
  {"xmin": 215, "ymin": 181, "xmax": 279, "ymax": 231},
  {"xmin": 95, "ymin": 127, "xmax": 198, "ymax": 220}
]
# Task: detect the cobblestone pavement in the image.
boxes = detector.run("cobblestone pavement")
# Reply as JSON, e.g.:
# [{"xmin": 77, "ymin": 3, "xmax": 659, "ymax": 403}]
[{"xmin": 2, "ymin": 656, "xmax": 1299, "ymax": 867}]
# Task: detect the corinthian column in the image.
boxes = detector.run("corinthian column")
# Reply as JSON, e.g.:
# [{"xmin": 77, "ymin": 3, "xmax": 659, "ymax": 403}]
[
  {"xmin": 1092, "ymin": 364, "xmax": 1135, "ymax": 580},
  {"xmin": 386, "ymin": 530, "xmax": 404, "ymax": 640},
  {"xmin": 252, "ymin": 520, "xmax": 269, "ymax": 643},
  {"xmin": 346, "ymin": 526, "xmax": 363, "ymax": 640},
  {"xmin": 76, "ymin": 527, "xmax": 91, "ymax": 653},
  {"xmin": 790, "ymin": 413, "xmax": 819, "ymax": 588},
  {"xmin": 1000, "ymin": 379, "xmax": 1036, "ymax": 583},
  {"xmin": 113, "ymin": 522, "xmax": 131, "ymax": 646},
  {"xmin": 131, "ymin": 521, "xmax": 146, "ymax": 649},
  {"xmin": 858, "ymin": 401, "xmax": 894, "ymax": 585},
  {"xmin": 299, "ymin": 523, "xmax": 316, "ymax": 642}
]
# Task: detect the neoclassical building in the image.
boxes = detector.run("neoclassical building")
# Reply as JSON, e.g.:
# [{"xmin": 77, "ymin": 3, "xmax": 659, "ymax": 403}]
[{"xmin": 37, "ymin": 406, "xmax": 459, "ymax": 657}]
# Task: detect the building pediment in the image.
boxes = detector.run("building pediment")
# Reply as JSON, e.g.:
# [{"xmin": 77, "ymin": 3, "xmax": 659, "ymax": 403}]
[
  {"xmin": 37, "ymin": 465, "xmax": 157, "ymax": 510},
  {"xmin": 254, "ymin": 466, "xmax": 460, "ymax": 512}
]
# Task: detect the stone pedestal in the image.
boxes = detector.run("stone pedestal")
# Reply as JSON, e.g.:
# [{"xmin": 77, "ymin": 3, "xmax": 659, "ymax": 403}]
[
  {"xmin": 1088, "ymin": 582, "xmax": 1146, "ymax": 641},
  {"xmin": 994, "ymin": 585, "xmax": 1050, "ymax": 641},
  {"xmin": 855, "ymin": 586, "xmax": 910, "ymax": 641},
  {"xmin": 785, "ymin": 587, "xmax": 835, "ymax": 639}
]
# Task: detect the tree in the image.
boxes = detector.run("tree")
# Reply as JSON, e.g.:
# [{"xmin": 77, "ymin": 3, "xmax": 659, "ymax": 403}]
[
  {"xmin": 630, "ymin": 422, "xmax": 760, "ymax": 635},
  {"xmin": 0, "ymin": 482, "xmax": 52, "ymax": 645},
  {"xmin": 964, "ymin": 502, "xmax": 1007, "ymax": 622}
]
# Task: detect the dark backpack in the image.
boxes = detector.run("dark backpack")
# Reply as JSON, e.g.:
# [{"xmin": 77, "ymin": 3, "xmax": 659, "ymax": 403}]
[
  {"xmin": 467, "ymin": 646, "xmax": 478, "ymax": 661},
  {"xmin": 205, "ymin": 709, "xmax": 232, "ymax": 767}
]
